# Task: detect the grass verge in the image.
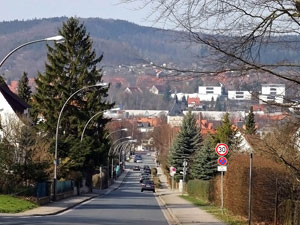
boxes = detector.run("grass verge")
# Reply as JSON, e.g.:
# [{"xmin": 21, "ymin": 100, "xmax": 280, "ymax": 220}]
[
  {"xmin": 181, "ymin": 195, "xmax": 247, "ymax": 225},
  {"xmin": 0, "ymin": 195, "xmax": 37, "ymax": 213}
]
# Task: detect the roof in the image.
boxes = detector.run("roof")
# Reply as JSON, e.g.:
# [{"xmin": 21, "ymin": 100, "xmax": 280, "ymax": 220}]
[
  {"xmin": 187, "ymin": 97, "xmax": 200, "ymax": 105},
  {"xmin": 152, "ymin": 85, "xmax": 166, "ymax": 93},
  {"xmin": 168, "ymin": 97, "xmax": 183, "ymax": 116},
  {"xmin": 124, "ymin": 87, "xmax": 143, "ymax": 94},
  {"xmin": 0, "ymin": 83, "xmax": 30, "ymax": 114}
]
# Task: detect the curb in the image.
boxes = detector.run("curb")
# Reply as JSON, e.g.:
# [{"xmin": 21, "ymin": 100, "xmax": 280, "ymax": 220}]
[
  {"xmin": 0, "ymin": 170, "xmax": 130, "ymax": 217},
  {"xmin": 155, "ymin": 191, "xmax": 181, "ymax": 225}
]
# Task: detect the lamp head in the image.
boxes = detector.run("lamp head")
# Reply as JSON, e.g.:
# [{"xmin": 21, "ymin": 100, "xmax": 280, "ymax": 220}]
[
  {"xmin": 45, "ymin": 35, "xmax": 65, "ymax": 41},
  {"xmin": 122, "ymin": 128, "xmax": 128, "ymax": 131},
  {"xmin": 95, "ymin": 82, "xmax": 108, "ymax": 87},
  {"xmin": 125, "ymin": 136, "xmax": 132, "ymax": 139}
]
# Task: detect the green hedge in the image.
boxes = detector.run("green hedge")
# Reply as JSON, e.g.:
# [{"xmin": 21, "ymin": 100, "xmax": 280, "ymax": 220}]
[{"xmin": 187, "ymin": 179, "xmax": 210, "ymax": 203}]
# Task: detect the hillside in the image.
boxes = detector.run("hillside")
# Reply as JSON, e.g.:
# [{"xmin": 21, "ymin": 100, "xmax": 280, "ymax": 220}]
[
  {"xmin": 1, "ymin": 17, "xmax": 300, "ymax": 82},
  {"xmin": 0, "ymin": 17, "xmax": 200, "ymax": 81}
]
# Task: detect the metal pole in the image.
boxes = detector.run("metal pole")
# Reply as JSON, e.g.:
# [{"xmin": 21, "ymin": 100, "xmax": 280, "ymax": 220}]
[
  {"xmin": 54, "ymin": 84, "xmax": 104, "ymax": 200},
  {"xmin": 221, "ymin": 171, "xmax": 224, "ymax": 214},
  {"xmin": 99, "ymin": 166, "xmax": 102, "ymax": 189},
  {"xmin": 111, "ymin": 158, "xmax": 114, "ymax": 180},
  {"xmin": 274, "ymin": 178, "xmax": 278, "ymax": 225},
  {"xmin": 248, "ymin": 152, "xmax": 253, "ymax": 225},
  {"xmin": 172, "ymin": 176, "xmax": 174, "ymax": 190}
]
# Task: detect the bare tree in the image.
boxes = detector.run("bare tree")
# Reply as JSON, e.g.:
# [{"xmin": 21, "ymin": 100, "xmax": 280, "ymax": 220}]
[{"xmin": 122, "ymin": 0, "xmax": 300, "ymax": 107}]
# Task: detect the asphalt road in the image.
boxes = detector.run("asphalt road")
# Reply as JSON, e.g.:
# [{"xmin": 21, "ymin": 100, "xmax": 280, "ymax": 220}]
[{"xmin": 0, "ymin": 152, "xmax": 168, "ymax": 225}]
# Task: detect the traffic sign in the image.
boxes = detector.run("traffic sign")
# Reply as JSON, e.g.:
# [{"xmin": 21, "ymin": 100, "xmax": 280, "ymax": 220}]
[
  {"xmin": 216, "ymin": 143, "xmax": 229, "ymax": 156},
  {"xmin": 170, "ymin": 166, "xmax": 176, "ymax": 177},
  {"xmin": 218, "ymin": 157, "xmax": 228, "ymax": 166},
  {"xmin": 218, "ymin": 166, "xmax": 227, "ymax": 172}
]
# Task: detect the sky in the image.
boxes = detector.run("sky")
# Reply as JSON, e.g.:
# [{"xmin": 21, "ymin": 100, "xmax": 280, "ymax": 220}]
[{"xmin": 0, "ymin": 0, "xmax": 157, "ymax": 27}]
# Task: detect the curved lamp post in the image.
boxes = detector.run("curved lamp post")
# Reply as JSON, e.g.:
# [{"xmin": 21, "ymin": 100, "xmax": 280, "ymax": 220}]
[
  {"xmin": 80, "ymin": 113, "xmax": 123, "ymax": 142},
  {"xmin": 0, "ymin": 35, "xmax": 64, "ymax": 68},
  {"xmin": 54, "ymin": 82, "xmax": 107, "ymax": 200},
  {"xmin": 108, "ymin": 136, "xmax": 132, "ymax": 179}
]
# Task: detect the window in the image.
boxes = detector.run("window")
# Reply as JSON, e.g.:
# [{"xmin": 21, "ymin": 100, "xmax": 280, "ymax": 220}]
[
  {"xmin": 206, "ymin": 91, "xmax": 214, "ymax": 94},
  {"xmin": 236, "ymin": 95, "xmax": 244, "ymax": 99},
  {"xmin": 270, "ymin": 88, "xmax": 277, "ymax": 91},
  {"xmin": 236, "ymin": 91, "xmax": 244, "ymax": 95},
  {"xmin": 206, "ymin": 87, "xmax": 214, "ymax": 90},
  {"xmin": 267, "ymin": 96, "xmax": 275, "ymax": 100}
]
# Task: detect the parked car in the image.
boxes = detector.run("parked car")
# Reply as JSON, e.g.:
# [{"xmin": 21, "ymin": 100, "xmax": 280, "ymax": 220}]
[
  {"xmin": 136, "ymin": 159, "xmax": 143, "ymax": 163},
  {"xmin": 143, "ymin": 165, "xmax": 150, "ymax": 170},
  {"xmin": 141, "ymin": 180, "xmax": 155, "ymax": 192},
  {"xmin": 133, "ymin": 166, "xmax": 140, "ymax": 171}
]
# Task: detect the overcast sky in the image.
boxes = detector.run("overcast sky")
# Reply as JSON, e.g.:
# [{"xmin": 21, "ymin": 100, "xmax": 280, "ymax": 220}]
[{"xmin": 0, "ymin": 0, "xmax": 157, "ymax": 27}]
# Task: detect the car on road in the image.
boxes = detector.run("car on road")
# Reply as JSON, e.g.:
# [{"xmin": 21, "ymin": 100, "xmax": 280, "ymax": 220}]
[
  {"xmin": 143, "ymin": 165, "xmax": 150, "ymax": 170},
  {"xmin": 141, "ymin": 180, "xmax": 155, "ymax": 192},
  {"xmin": 133, "ymin": 166, "xmax": 140, "ymax": 171},
  {"xmin": 140, "ymin": 174, "xmax": 151, "ymax": 183},
  {"xmin": 136, "ymin": 159, "xmax": 143, "ymax": 163},
  {"xmin": 146, "ymin": 152, "xmax": 151, "ymax": 156}
]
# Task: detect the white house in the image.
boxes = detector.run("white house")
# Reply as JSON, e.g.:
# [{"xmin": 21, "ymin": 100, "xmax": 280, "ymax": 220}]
[
  {"xmin": 198, "ymin": 85, "xmax": 222, "ymax": 101},
  {"xmin": 228, "ymin": 91, "xmax": 252, "ymax": 100},
  {"xmin": 259, "ymin": 84, "xmax": 285, "ymax": 104},
  {"xmin": 0, "ymin": 83, "xmax": 30, "ymax": 139}
]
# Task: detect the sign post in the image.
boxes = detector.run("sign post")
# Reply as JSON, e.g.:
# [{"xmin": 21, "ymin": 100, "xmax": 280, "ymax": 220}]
[
  {"xmin": 216, "ymin": 143, "xmax": 229, "ymax": 214},
  {"xmin": 182, "ymin": 159, "xmax": 187, "ymax": 195},
  {"xmin": 170, "ymin": 166, "xmax": 176, "ymax": 190}
]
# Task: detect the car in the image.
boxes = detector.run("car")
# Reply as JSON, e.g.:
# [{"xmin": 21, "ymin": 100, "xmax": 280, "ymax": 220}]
[
  {"xmin": 146, "ymin": 152, "xmax": 151, "ymax": 156},
  {"xmin": 143, "ymin": 165, "xmax": 150, "ymax": 170},
  {"xmin": 136, "ymin": 159, "xmax": 143, "ymax": 163},
  {"xmin": 133, "ymin": 166, "xmax": 140, "ymax": 171},
  {"xmin": 144, "ymin": 168, "xmax": 151, "ymax": 174},
  {"xmin": 141, "ymin": 180, "xmax": 155, "ymax": 192},
  {"xmin": 140, "ymin": 174, "xmax": 151, "ymax": 183}
]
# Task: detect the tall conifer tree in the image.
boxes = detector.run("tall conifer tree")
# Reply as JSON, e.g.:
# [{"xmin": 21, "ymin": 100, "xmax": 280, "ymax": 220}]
[
  {"xmin": 18, "ymin": 72, "xmax": 32, "ymax": 103},
  {"xmin": 190, "ymin": 136, "xmax": 218, "ymax": 180},
  {"xmin": 31, "ymin": 18, "xmax": 114, "ymax": 186},
  {"xmin": 245, "ymin": 106, "xmax": 256, "ymax": 134},
  {"xmin": 169, "ymin": 111, "xmax": 202, "ymax": 180}
]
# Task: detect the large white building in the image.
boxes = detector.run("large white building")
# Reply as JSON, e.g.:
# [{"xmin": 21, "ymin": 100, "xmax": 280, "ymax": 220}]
[
  {"xmin": 228, "ymin": 91, "xmax": 252, "ymax": 100},
  {"xmin": 259, "ymin": 84, "xmax": 285, "ymax": 104},
  {"xmin": 198, "ymin": 86, "xmax": 222, "ymax": 101}
]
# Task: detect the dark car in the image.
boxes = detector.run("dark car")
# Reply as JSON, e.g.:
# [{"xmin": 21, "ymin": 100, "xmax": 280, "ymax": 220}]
[
  {"xmin": 144, "ymin": 168, "xmax": 151, "ymax": 174},
  {"xmin": 141, "ymin": 180, "xmax": 155, "ymax": 192},
  {"xmin": 133, "ymin": 165, "xmax": 140, "ymax": 171},
  {"xmin": 139, "ymin": 174, "xmax": 150, "ymax": 183},
  {"xmin": 143, "ymin": 165, "xmax": 150, "ymax": 170}
]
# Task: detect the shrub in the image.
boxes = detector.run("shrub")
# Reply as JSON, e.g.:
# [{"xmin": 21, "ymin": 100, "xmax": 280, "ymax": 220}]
[{"xmin": 187, "ymin": 179, "xmax": 210, "ymax": 203}]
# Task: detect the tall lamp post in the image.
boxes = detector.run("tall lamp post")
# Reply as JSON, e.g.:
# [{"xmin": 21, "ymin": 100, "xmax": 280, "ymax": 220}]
[
  {"xmin": 108, "ymin": 136, "xmax": 132, "ymax": 179},
  {"xmin": 0, "ymin": 35, "xmax": 64, "ymax": 68},
  {"xmin": 54, "ymin": 82, "xmax": 107, "ymax": 200}
]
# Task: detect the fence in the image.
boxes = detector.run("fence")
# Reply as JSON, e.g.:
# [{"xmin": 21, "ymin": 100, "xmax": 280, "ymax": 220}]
[{"xmin": 56, "ymin": 180, "xmax": 73, "ymax": 194}]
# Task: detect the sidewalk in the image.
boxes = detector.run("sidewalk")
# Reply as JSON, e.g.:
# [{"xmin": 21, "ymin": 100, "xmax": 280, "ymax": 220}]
[
  {"xmin": 156, "ymin": 167, "xmax": 226, "ymax": 225},
  {"xmin": 0, "ymin": 169, "xmax": 129, "ymax": 217}
]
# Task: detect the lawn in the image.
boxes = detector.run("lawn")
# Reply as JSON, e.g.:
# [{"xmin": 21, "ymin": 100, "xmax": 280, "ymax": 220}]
[
  {"xmin": 0, "ymin": 195, "xmax": 37, "ymax": 213},
  {"xmin": 181, "ymin": 195, "xmax": 247, "ymax": 225}
]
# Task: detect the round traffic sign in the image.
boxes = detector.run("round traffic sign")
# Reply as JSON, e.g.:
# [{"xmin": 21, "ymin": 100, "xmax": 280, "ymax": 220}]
[
  {"xmin": 218, "ymin": 157, "xmax": 228, "ymax": 166},
  {"xmin": 216, "ymin": 143, "xmax": 229, "ymax": 156}
]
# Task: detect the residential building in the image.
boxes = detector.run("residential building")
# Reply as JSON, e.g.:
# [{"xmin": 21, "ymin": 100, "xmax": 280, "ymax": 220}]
[
  {"xmin": 149, "ymin": 85, "xmax": 166, "ymax": 95},
  {"xmin": 187, "ymin": 97, "xmax": 201, "ymax": 109},
  {"xmin": 259, "ymin": 84, "xmax": 285, "ymax": 104},
  {"xmin": 0, "ymin": 83, "xmax": 30, "ymax": 139},
  {"xmin": 228, "ymin": 91, "xmax": 252, "ymax": 100},
  {"xmin": 198, "ymin": 85, "xmax": 222, "ymax": 101},
  {"xmin": 124, "ymin": 87, "xmax": 143, "ymax": 95}
]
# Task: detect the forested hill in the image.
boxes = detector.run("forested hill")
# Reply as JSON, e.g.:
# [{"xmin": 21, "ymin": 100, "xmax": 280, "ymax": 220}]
[
  {"xmin": 0, "ymin": 17, "xmax": 200, "ymax": 81},
  {"xmin": 0, "ymin": 17, "xmax": 300, "ymax": 81}
]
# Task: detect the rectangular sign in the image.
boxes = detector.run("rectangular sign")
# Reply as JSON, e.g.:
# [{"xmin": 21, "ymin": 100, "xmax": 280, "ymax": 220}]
[{"xmin": 218, "ymin": 166, "xmax": 227, "ymax": 172}]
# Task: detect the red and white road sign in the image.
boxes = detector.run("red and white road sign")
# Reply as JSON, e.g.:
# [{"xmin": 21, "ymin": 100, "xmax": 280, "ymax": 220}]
[
  {"xmin": 216, "ymin": 143, "xmax": 229, "ymax": 156},
  {"xmin": 218, "ymin": 157, "xmax": 228, "ymax": 166}
]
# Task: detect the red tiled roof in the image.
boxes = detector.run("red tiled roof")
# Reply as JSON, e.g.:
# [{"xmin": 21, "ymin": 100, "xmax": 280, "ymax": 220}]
[{"xmin": 187, "ymin": 97, "xmax": 201, "ymax": 105}]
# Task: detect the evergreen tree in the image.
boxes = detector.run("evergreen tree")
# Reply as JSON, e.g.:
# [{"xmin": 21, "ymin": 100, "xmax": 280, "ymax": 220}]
[
  {"xmin": 169, "ymin": 111, "xmax": 202, "ymax": 180},
  {"xmin": 245, "ymin": 106, "xmax": 256, "ymax": 134},
  {"xmin": 31, "ymin": 18, "xmax": 114, "ymax": 186},
  {"xmin": 190, "ymin": 136, "xmax": 218, "ymax": 180},
  {"xmin": 213, "ymin": 112, "xmax": 240, "ymax": 155},
  {"xmin": 163, "ymin": 85, "xmax": 171, "ymax": 102},
  {"xmin": 18, "ymin": 72, "xmax": 32, "ymax": 103},
  {"xmin": 182, "ymin": 95, "xmax": 188, "ymax": 108}
]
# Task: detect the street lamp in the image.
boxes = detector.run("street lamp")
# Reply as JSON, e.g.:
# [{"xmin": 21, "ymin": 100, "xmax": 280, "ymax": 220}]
[
  {"xmin": 108, "ymin": 136, "xmax": 132, "ymax": 179},
  {"xmin": 0, "ymin": 35, "xmax": 64, "ymax": 68},
  {"xmin": 53, "ymin": 82, "xmax": 107, "ymax": 200},
  {"xmin": 80, "ymin": 112, "xmax": 124, "ymax": 141}
]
